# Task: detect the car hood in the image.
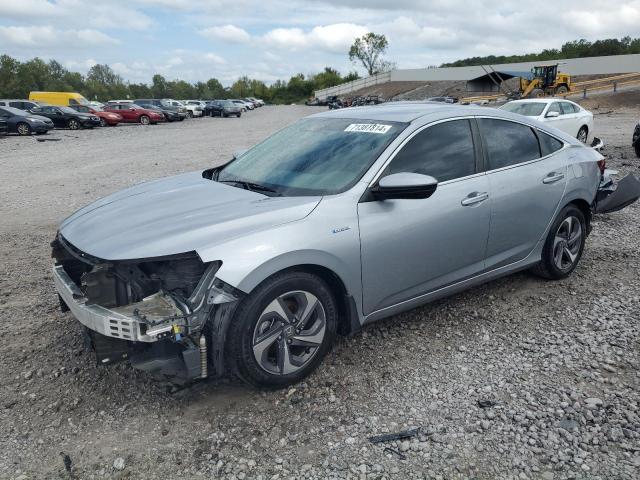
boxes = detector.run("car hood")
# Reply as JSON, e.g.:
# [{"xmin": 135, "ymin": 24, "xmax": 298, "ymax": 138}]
[{"xmin": 59, "ymin": 171, "xmax": 321, "ymax": 260}]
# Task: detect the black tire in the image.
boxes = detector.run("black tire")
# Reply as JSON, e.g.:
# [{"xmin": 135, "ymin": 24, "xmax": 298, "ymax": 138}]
[
  {"xmin": 529, "ymin": 88, "xmax": 544, "ymax": 98},
  {"xmin": 226, "ymin": 271, "xmax": 338, "ymax": 389},
  {"xmin": 237, "ymin": 112, "xmax": 242, "ymax": 118},
  {"xmin": 139, "ymin": 115, "xmax": 150, "ymax": 125},
  {"xmin": 634, "ymin": 142, "xmax": 640, "ymax": 159},
  {"xmin": 532, "ymin": 204, "xmax": 586, "ymax": 280},
  {"xmin": 68, "ymin": 118, "xmax": 81, "ymax": 130},
  {"xmin": 222, "ymin": 112, "xmax": 227, "ymax": 118},
  {"xmin": 186, "ymin": 111, "xmax": 193, "ymax": 119},
  {"xmin": 556, "ymin": 85, "xmax": 568, "ymax": 95},
  {"xmin": 577, "ymin": 126, "xmax": 588, "ymax": 144},
  {"xmin": 16, "ymin": 122, "xmax": 32, "ymax": 136},
  {"xmin": 100, "ymin": 118, "xmax": 107, "ymax": 127}
]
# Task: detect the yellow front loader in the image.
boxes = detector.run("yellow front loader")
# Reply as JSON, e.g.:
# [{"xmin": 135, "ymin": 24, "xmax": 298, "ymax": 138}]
[{"xmin": 520, "ymin": 64, "xmax": 572, "ymax": 98}]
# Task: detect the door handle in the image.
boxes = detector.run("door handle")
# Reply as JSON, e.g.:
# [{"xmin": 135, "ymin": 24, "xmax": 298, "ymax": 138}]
[
  {"xmin": 461, "ymin": 191, "xmax": 489, "ymax": 206},
  {"xmin": 543, "ymin": 172, "xmax": 565, "ymax": 184}
]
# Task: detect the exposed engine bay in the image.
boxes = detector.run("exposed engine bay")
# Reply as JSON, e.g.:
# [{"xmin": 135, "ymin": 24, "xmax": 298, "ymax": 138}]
[{"xmin": 51, "ymin": 234, "xmax": 240, "ymax": 381}]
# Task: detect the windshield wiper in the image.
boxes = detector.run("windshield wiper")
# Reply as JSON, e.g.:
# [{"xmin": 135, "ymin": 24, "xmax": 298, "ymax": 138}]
[{"xmin": 218, "ymin": 179, "xmax": 281, "ymax": 196}]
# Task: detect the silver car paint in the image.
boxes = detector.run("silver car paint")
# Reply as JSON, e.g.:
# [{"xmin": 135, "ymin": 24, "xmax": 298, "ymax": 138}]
[{"xmin": 58, "ymin": 103, "xmax": 602, "ymax": 327}]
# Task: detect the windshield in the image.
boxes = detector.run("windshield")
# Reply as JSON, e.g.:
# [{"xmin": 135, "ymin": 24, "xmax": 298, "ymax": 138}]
[
  {"xmin": 216, "ymin": 117, "xmax": 407, "ymax": 196},
  {"xmin": 500, "ymin": 102, "xmax": 546, "ymax": 117}
]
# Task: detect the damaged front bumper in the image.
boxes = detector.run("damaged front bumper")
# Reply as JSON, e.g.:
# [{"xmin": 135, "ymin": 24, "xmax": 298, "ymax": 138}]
[
  {"xmin": 52, "ymin": 238, "xmax": 243, "ymax": 380},
  {"xmin": 53, "ymin": 265, "xmax": 184, "ymax": 342}
]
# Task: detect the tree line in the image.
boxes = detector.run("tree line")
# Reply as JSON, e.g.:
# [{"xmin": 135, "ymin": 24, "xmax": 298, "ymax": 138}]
[
  {"xmin": 442, "ymin": 37, "xmax": 640, "ymax": 67},
  {"xmin": 0, "ymin": 54, "xmax": 359, "ymax": 104}
]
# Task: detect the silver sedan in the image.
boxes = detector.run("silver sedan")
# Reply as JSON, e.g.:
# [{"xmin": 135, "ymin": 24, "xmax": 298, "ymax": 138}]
[{"xmin": 51, "ymin": 102, "xmax": 639, "ymax": 388}]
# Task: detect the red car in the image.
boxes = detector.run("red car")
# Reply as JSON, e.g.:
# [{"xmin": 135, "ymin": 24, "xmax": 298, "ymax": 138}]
[
  {"xmin": 103, "ymin": 103, "xmax": 164, "ymax": 125},
  {"xmin": 71, "ymin": 105, "xmax": 122, "ymax": 126}
]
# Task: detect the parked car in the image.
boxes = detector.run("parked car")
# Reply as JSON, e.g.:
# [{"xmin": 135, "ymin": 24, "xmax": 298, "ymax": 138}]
[
  {"xmin": 30, "ymin": 105, "xmax": 101, "ymax": 130},
  {"xmin": 171, "ymin": 100, "xmax": 202, "ymax": 118},
  {"xmin": 186, "ymin": 100, "xmax": 208, "ymax": 115},
  {"xmin": 249, "ymin": 97, "xmax": 265, "ymax": 106},
  {"xmin": 633, "ymin": 121, "xmax": 640, "ymax": 158},
  {"xmin": 230, "ymin": 99, "xmax": 251, "ymax": 112},
  {"xmin": 205, "ymin": 100, "xmax": 242, "ymax": 117},
  {"xmin": 70, "ymin": 105, "xmax": 122, "ymax": 126},
  {"xmin": 50, "ymin": 103, "xmax": 640, "ymax": 388},
  {"xmin": 0, "ymin": 106, "xmax": 54, "ymax": 135},
  {"xmin": 133, "ymin": 99, "xmax": 187, "ymax": 121},
  {"xmin": 103, "ymin": 103, "xmax": 164, "ymax": 125},
  {"xmin": 500, "ymin": 99, "xmax": 594, "ymax": 143},
  {"xmin": 0, "ymin": 99, "xmax": 43, "ymax": 110},
  {"xmin": 29, "ymin": 91, "xmax": 89, "ymax": 106},
  {"xmin": 427, "ymin": 96, "xmax": 458, "ymax": 104}
]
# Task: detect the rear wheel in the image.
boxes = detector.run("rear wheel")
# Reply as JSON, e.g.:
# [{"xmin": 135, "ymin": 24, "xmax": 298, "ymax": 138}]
[
  {"xmin": 556, "ymin": 85, "xmax": 568, "ymax": 95},
  {"xmin": 16, "ymin": 122, "xmax": 32, "ymax": 136},
  {"xmin": 577, "ymin": 126, "xmax": 588, "ymax": 143},
  {"xmin": 68, "ymin": 118, "xmax": 80, "ymax": 130},
  {"xmin": 532, "ymin": 205, "xmax": 586, "ymax": 280},
  {"xmin": 237, "ymin": 112, "xmax": 242, "ymax": 118},
  {"xmin": 635, "ymin": 142, "xmax": 640, "ymax": 158},
  {"xmin": 139, "ymin": 115, "xmax": 150, "ymax": 125},
  {"xmin": 227, "ymin": 271, "xmax": 337, "ymax": 388},
  {"xmin": 186, "ymin": 111, "xmax": 193, "ymax": 118}
]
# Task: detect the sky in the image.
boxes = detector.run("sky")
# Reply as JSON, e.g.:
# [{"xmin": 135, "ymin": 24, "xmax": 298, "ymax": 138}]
[{"xmin": 1, "ymin": 0, "xmax": 639, "ymax": 86}]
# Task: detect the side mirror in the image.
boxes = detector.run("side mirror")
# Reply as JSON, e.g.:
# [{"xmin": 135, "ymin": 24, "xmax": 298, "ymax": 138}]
[
  {"xmin": 372, "ymin": 172, "xmax": 438, "ymax": 200},
  {"xmin": 545, "ymin": 111, "xmax": 560, "ymax": 118}
]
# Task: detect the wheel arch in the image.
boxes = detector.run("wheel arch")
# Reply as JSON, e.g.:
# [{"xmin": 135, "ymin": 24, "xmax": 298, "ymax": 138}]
[
  {"xmin": 566, "ymin": 198, "xmax": 592, "ymax": 233},
  {"xmin": 229, "ymin": 253, "xmax": 363, "ymax": 337}
]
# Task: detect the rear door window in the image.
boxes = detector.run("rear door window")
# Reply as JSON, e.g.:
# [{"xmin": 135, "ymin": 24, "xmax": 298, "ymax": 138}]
[
  {"xmin": 537, "ymin": 130, "xmax": 564, "ymax": 156},
  {"xmin": 560, "ymin": 102, "xmax": 578, "ymax": 114},
  {"xmin": 479, "ymin": 118, "xmax": 541, "ymax": 170},
  {"xmin": 385, "ymin": 119, "xmax": 476, "ymax": 183}
]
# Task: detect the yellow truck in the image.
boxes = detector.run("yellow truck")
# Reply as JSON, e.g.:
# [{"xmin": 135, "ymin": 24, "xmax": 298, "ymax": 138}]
[{"xmin": 28, "ymin": 91, "xmax": 90, "ymax": 106}]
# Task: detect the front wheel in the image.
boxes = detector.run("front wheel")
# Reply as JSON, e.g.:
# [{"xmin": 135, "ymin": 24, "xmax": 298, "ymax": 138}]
[
  {"xmin": 226, "ymin": 271, "xmax": 337, "ymax": 388},
  {"xmin": 186, "ymin": 111, "xmax": 193, "ymax": 119},
  {"xmin": 139, "ymin": 115, "xmax": 150, "ymax": 125},
  {"xmin": 100, "ymin": 118, "xmax": 107, "ymax": 127},
  {"xmin": 68, "ymin": 119, "xmax": 80, "ymax": 130},
  {"xmin": 16, "ymin": 122, "xmax": 32, "ymax": 136},
  {"xmin": 634, "ymin": 142, "xmax": 640, "ymax": 158},
  {"xmin": 532, "ymin": 205, "xmax": 586, "ymax": 280}
]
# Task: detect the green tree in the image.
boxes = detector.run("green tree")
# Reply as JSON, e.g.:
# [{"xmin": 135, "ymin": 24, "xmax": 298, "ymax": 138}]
[{"xmin": 349, "ymin": 32, "xmax": 391, "ymax": 76}]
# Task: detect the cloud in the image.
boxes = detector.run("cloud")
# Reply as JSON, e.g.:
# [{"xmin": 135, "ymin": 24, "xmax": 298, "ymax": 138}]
[
  {"xmin": 0, "ymin": 25, "xmax": 120, "ymax": 48},
  {"xmin": 262, "ymin": 23, "xmax": 368, "ymax": 52},
  {"xmin": 199, "ymin": 24, "xmax": 251, "ymax": 43}
]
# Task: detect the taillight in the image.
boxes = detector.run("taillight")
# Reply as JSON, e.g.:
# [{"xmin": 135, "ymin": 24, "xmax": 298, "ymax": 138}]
[{"xmin": 597, "ymin": 158, "xmax": 606, "ymax": 174}]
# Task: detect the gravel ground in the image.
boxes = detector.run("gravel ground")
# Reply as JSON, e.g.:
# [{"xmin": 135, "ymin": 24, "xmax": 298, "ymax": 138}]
[{"xmin": 1, "ymin": 105, "xmax": 639, "ymax": 480}]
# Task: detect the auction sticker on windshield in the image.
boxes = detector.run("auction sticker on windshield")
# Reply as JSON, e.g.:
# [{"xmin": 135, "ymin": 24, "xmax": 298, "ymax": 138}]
[{"xmin": 344, "ymin": 123, "xmax": 392, "ymax": 134}]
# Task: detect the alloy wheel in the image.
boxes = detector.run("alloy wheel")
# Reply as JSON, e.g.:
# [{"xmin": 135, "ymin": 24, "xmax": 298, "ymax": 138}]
[
  {"xmin": 252, "ymin": 290, "xmax": 326, "ymax": 375},
  {"xmin": 17, "ymin": 123, "xmax": 31, "ymax": 135},
  {"xmin": 68, "ymin": 119, "xmax": 80, "ymax": 130},
  {"xmin": 553, "ymin": 216, "xmax": 582, "ymax": 271}
]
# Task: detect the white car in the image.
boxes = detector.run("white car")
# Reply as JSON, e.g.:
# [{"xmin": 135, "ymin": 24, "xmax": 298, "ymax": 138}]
[
  {"xmin": 500, "ymin": 99, "xmax": 594, "ymax": 144},
  {"xmin": 170, "ymin": 100, "xmax": 203, "ymax": 118}
]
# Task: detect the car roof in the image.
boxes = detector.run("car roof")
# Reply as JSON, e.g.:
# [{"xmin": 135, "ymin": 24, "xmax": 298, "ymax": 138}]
[
  {"xmin": 311, "ymin": 101, "xmax": 494, "ymax": 123},
  {"xmin": 506, "ymin": 98, "xmax": 576, "ymax": 105}
]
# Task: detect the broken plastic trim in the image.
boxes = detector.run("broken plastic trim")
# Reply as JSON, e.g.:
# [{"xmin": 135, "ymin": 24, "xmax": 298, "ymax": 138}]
[{"xmin": 595, "ymin": 173, "xmax": 640, "ymax": 214}]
